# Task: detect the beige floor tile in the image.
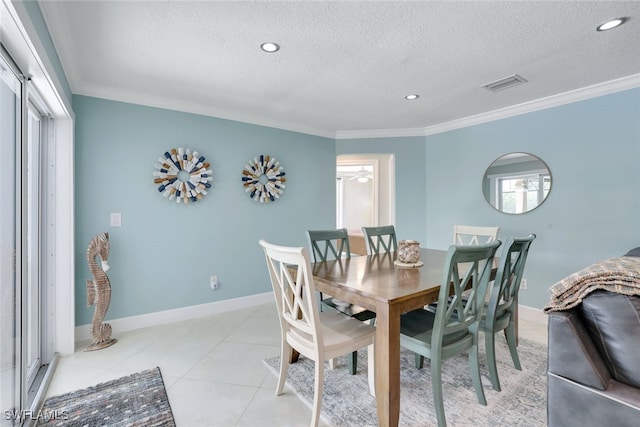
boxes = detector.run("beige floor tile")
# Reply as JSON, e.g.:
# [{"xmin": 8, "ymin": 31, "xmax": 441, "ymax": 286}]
[
  {"xmin": 237, "ymin": 387, "xmax": 333, "ymax": 427},
  {"xmin": 46, "ymin": 301, "xmax": 548, "ymax": 427},
  {"xmin": 184, "ymin": 341, "xmax": 278, "ymax": 387},
  {"xmin": 167, "ymin": 377, "xmax": 258, "ymax": 427}
]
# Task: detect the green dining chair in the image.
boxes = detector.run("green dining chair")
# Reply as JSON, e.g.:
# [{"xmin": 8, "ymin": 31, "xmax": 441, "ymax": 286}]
[
  {"xmin": 400, "ymin": 240, "xmax": 501, "ymax": 427},
  {"xmin": 361, "ymin": 225, "xmax": 398, "ymax": 255},
  {"xmin": 481, "ymin": 234, "xmax": 536, "ymax": 391},
  {"xmin": 306, "ymin": 228, "xmax": 376, "ymax": 374}
]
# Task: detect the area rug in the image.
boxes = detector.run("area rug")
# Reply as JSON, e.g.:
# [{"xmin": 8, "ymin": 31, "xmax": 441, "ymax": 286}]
[
  {"xmin": 36, "ymin": 367, "xmax": 175, "ymax": 426},
  {"xmin": 264, "ymin": 337, "xmax": 547, "ymax": 427}
]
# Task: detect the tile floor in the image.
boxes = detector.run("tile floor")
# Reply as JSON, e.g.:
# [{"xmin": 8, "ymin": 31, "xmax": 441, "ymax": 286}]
[{"xmin": 45, "ymin": 302, "xmax": 548, "ymax": 427}]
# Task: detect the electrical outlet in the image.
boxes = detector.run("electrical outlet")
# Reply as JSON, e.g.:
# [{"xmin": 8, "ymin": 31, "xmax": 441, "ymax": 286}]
[
  {"xmin": 520, "ymin": 278, "xmax": 527, "ymax": 290},
  {"xmin": 210, "ymin": 275, "xmax": 219, "ymax": 290}
]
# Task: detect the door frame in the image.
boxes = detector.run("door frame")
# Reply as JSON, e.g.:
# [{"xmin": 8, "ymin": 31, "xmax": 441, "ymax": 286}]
[{"xmin": 337, "ymin": 153, "xmax": 395, "ymax": 229}]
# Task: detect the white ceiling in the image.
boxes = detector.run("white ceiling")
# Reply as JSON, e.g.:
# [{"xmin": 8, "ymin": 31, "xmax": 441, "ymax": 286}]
[{"xmin": 39, "ymin": 1, "xmax": 640, "ymax": 138}]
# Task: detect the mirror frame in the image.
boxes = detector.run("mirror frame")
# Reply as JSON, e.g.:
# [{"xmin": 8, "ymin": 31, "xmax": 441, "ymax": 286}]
[{"xmin": 482, "ymin": 152, "xmax": 552, "ymax": 214}]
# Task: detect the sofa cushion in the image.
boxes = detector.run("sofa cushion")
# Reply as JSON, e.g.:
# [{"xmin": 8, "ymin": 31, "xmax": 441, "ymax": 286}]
[{"xmin": 580, "ymin": 290, "xmax": 640, "ymax": 388}]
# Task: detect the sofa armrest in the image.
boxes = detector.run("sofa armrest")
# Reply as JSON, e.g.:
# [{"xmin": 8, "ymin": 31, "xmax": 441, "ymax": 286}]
[{"xmin": 547, "ymin": 310, "xmax": 611, "ymax": 390}]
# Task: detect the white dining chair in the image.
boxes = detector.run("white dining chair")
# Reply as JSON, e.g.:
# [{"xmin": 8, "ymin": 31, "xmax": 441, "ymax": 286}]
[
  {"xmin": 259, "ymin": 239, "xmax": 376, "ymax": 427},
  {"xmin": 453, "ymin": 225, "xmax": 500, "ymax": 246}
]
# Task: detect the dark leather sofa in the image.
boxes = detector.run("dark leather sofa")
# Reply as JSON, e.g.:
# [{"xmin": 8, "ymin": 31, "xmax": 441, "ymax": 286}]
[{"xmin": 546, "ymin": 249, "xmax": 640, "ymax": 427}]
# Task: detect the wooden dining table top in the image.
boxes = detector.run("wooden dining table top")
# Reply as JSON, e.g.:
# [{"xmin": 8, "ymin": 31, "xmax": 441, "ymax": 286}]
[{"xmin": 311, "ymin": 248, "xmax": 449, "ymax": 312}]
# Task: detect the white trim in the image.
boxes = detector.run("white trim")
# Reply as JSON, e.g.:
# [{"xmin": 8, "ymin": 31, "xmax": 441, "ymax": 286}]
[
  {"xmin": 53, "ymin": 118, "xmax": 74, "ymax": 356},
  {"xmin": 7, "ymin": 1, "xmax": 73, "ymax": 118},
  {"xmin": 2, "ymin": 0, "xmax": 76, "ymax": 360},
  {"xmin": 74, "ymin": 292, "xmax": 274, "ymax": 342},
  {"xmin": 336, "ymin": 127, "xmax": 427, "ymax": 140},
  {"xmin": 519, "ymin": 304, "xmax": 547, "ymax": 327},
  {"xmin": 337, "ymin": 73, "xmax": 640, "ymax": 140}
]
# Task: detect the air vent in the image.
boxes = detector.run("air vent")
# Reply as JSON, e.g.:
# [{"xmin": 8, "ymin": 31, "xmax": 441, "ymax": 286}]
[{"xmin": 482, "ymin": 74, "xmax": 528, "ymax": 92}]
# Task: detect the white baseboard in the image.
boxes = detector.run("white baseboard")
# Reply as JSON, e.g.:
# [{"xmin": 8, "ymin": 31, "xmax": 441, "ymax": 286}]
[
  {"xmin": 519, "ymin": 304, "xmax": 547, "ymax": 326},
  {"xmin": 75, "ymin": 294, "xmax": 545, "ymax": 343},
  {"xmin": 75, "ymin": 292, "xmax": 274, "ymax": 342}
]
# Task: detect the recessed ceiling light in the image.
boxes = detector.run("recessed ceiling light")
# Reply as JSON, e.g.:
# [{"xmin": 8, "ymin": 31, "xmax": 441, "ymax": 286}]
[
  {"xmin": 405, "ymin": 94, "xmax": 419, "ymax": 100},
  {"xmin": 260, "ymin": 42, "xmax": 280, "ymax": 53},
  {"xmin": 596, "ymin": 17, "xmax": 628, "ymax": 31}
]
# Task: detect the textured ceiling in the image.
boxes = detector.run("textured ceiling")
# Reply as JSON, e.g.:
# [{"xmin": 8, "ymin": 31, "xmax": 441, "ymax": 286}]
[{"xmin": 39, "ymin": 1, "xmax": 640, "ymax": 138}]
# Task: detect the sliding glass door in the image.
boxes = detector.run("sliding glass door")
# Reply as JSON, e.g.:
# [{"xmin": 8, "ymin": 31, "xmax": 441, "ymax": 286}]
[
  {"xmin": 1, "ymin": 47, "xmax": 50, "ymax": 426},
  {"xmin": 26, "ymin": 102, "xmax": 44, "ymax": 391},
  {"xmin": 0, "ymin": 50, "xmax": 21, "ymax": 427}
]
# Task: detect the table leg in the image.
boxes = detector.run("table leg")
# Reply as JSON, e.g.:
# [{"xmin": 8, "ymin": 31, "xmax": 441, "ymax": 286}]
[{"xmin": 375, "ymin": 301, "xmax": 401, "ymax": 427}]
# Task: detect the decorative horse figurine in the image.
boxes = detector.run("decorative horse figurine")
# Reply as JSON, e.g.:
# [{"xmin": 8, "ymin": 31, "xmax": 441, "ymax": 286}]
[{"xmin": 86, "ymin": 232, "xmax": 117, "ymax": 351}]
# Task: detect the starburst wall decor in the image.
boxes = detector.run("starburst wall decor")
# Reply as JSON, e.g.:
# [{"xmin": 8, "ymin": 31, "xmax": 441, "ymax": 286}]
[
  {"xmin": 241, "ymin": 155, "xmax": 286, "ymax": 203},
  {"xmin": 153, "ymin": 147, "xmax": 212, "ymax": 204}
]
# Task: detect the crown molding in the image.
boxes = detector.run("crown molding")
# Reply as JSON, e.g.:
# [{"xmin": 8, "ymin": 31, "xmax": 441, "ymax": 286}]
[
  {"xmin": 75, "ymin": 73, "xmax": 640, "ymax": 141},
  {"xmin": 75, "ymin": 83, "xmax": 337, "ymax": 139},
  {"xmin": 336, "ymin": 74, "xmax": 640, "ymax": 140},
  {"xmin": 335, "ymin": 127, "xmax": 427, "ymax": 140}
]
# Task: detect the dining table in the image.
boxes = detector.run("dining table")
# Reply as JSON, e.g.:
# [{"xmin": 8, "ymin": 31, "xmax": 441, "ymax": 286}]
[{"xmin": 310, "ymin": 248, "xmax": 493, "ymax": 427}]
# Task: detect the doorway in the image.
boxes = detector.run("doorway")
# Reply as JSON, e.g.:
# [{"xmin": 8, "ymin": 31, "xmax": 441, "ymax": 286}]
[{"xmin": 336, "ymin": 154, "xmax": 395, "ymax": 233}]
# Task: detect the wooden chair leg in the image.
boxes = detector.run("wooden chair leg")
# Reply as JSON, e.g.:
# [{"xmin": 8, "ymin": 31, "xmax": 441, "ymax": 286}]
[
  {"xmin": 505, "ymin": 320, "xmax": 522, "ymax": 370},
  {"xmin": 431, "ymin": 354, "xmax": 447, "ymax": 427},
  {"xmin": 415, "ymin": 354, "xmax": 424, "ymax": 369},
  {"xmin": 348, "ymin": 351, "xmax": 357, "ymax": 375},
  {"xmin": 367, "ymin": 343, "xmax": 375, "ymax": 396},
  {"xmin": 485, "ymin": 330, "xmax": 501, "ymax": 391},
  {"xmin": 311, "ymin": 360, "xmax": 324, "ymax": 427},
  {"xmin": 328, "ymin": 358, "xmax": 337, "ymax": 369},
  {"xmin": 277, "ymin": 342, "xmax": 291, "ymax": 395},
  {"xmin": 469, "ymin": 341, "xmax": 488, "ymax": 404}
]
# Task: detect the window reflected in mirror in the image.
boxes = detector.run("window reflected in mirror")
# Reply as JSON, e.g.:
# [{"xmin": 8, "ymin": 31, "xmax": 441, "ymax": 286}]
[{"xmin": 483, "ymin": 153, "xmax": 551, "ymax": 214}]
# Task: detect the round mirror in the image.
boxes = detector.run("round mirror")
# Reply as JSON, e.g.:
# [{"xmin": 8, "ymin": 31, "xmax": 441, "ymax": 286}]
[{"xmin": 483, "ymin": 152, "xmax": 551, "ymax": 214}]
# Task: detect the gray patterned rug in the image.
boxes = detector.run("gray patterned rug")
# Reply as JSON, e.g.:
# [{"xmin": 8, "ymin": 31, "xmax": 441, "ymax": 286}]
[
  {"xmin": 264, "ymin": 337, "xmax": 547, "ymax": 427},
  {"xmin": 36, "ymin": 367, "xmax": 175, "ymax": 426}
]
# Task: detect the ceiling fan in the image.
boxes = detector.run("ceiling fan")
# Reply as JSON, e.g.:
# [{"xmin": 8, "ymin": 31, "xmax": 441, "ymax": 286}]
[{"xmin": 348, "ymin": 167, "xmax": 373, "ymax": 182}]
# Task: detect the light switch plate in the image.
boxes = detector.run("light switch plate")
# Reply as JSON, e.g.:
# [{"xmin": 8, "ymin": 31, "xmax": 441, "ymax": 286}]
[{"xmin": 110, "ymin": 213, "xmax": 122, "ymax": 227}]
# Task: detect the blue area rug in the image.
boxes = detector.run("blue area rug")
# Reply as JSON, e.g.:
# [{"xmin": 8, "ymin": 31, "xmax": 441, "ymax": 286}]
[{"xmin": 264, "ymin": 337, "xmax": 547, "ymax": 427}]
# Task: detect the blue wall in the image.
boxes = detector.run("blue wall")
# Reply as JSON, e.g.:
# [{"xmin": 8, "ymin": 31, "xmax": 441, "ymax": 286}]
[
  {"xmin": 74, "ymin": 95, "xmax": 336, "ymax": 325},
  {"xmin": 74, "ymin": 89, "xmax": 639, "ymax": 324},
  {"xmin": 339, "ymin": 88, "xmax": 640, "ymax": 309}
]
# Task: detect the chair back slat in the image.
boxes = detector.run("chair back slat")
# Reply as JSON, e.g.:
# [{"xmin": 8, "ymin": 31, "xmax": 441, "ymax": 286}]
[
  {"xmin": 453, "ymin": 225, "xmax": 500, "ymax": 246},
  {"xmin": 487, "ymin": 234, "xmax": 536, "ymax": 321},
  {"xmin": 362, "ymin": 225, "xmax": 398, "ymax": 255},
  {"xmin": 307, "ymin": 228, "xmax": 351, "ymax": 262},
  {"xmin": 260, "ymin": 240, "xmax": 322, "ymax": 349},
  {"xmin": 434, "ymin": 241, "xmax": 501, "ymax": 339}
]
